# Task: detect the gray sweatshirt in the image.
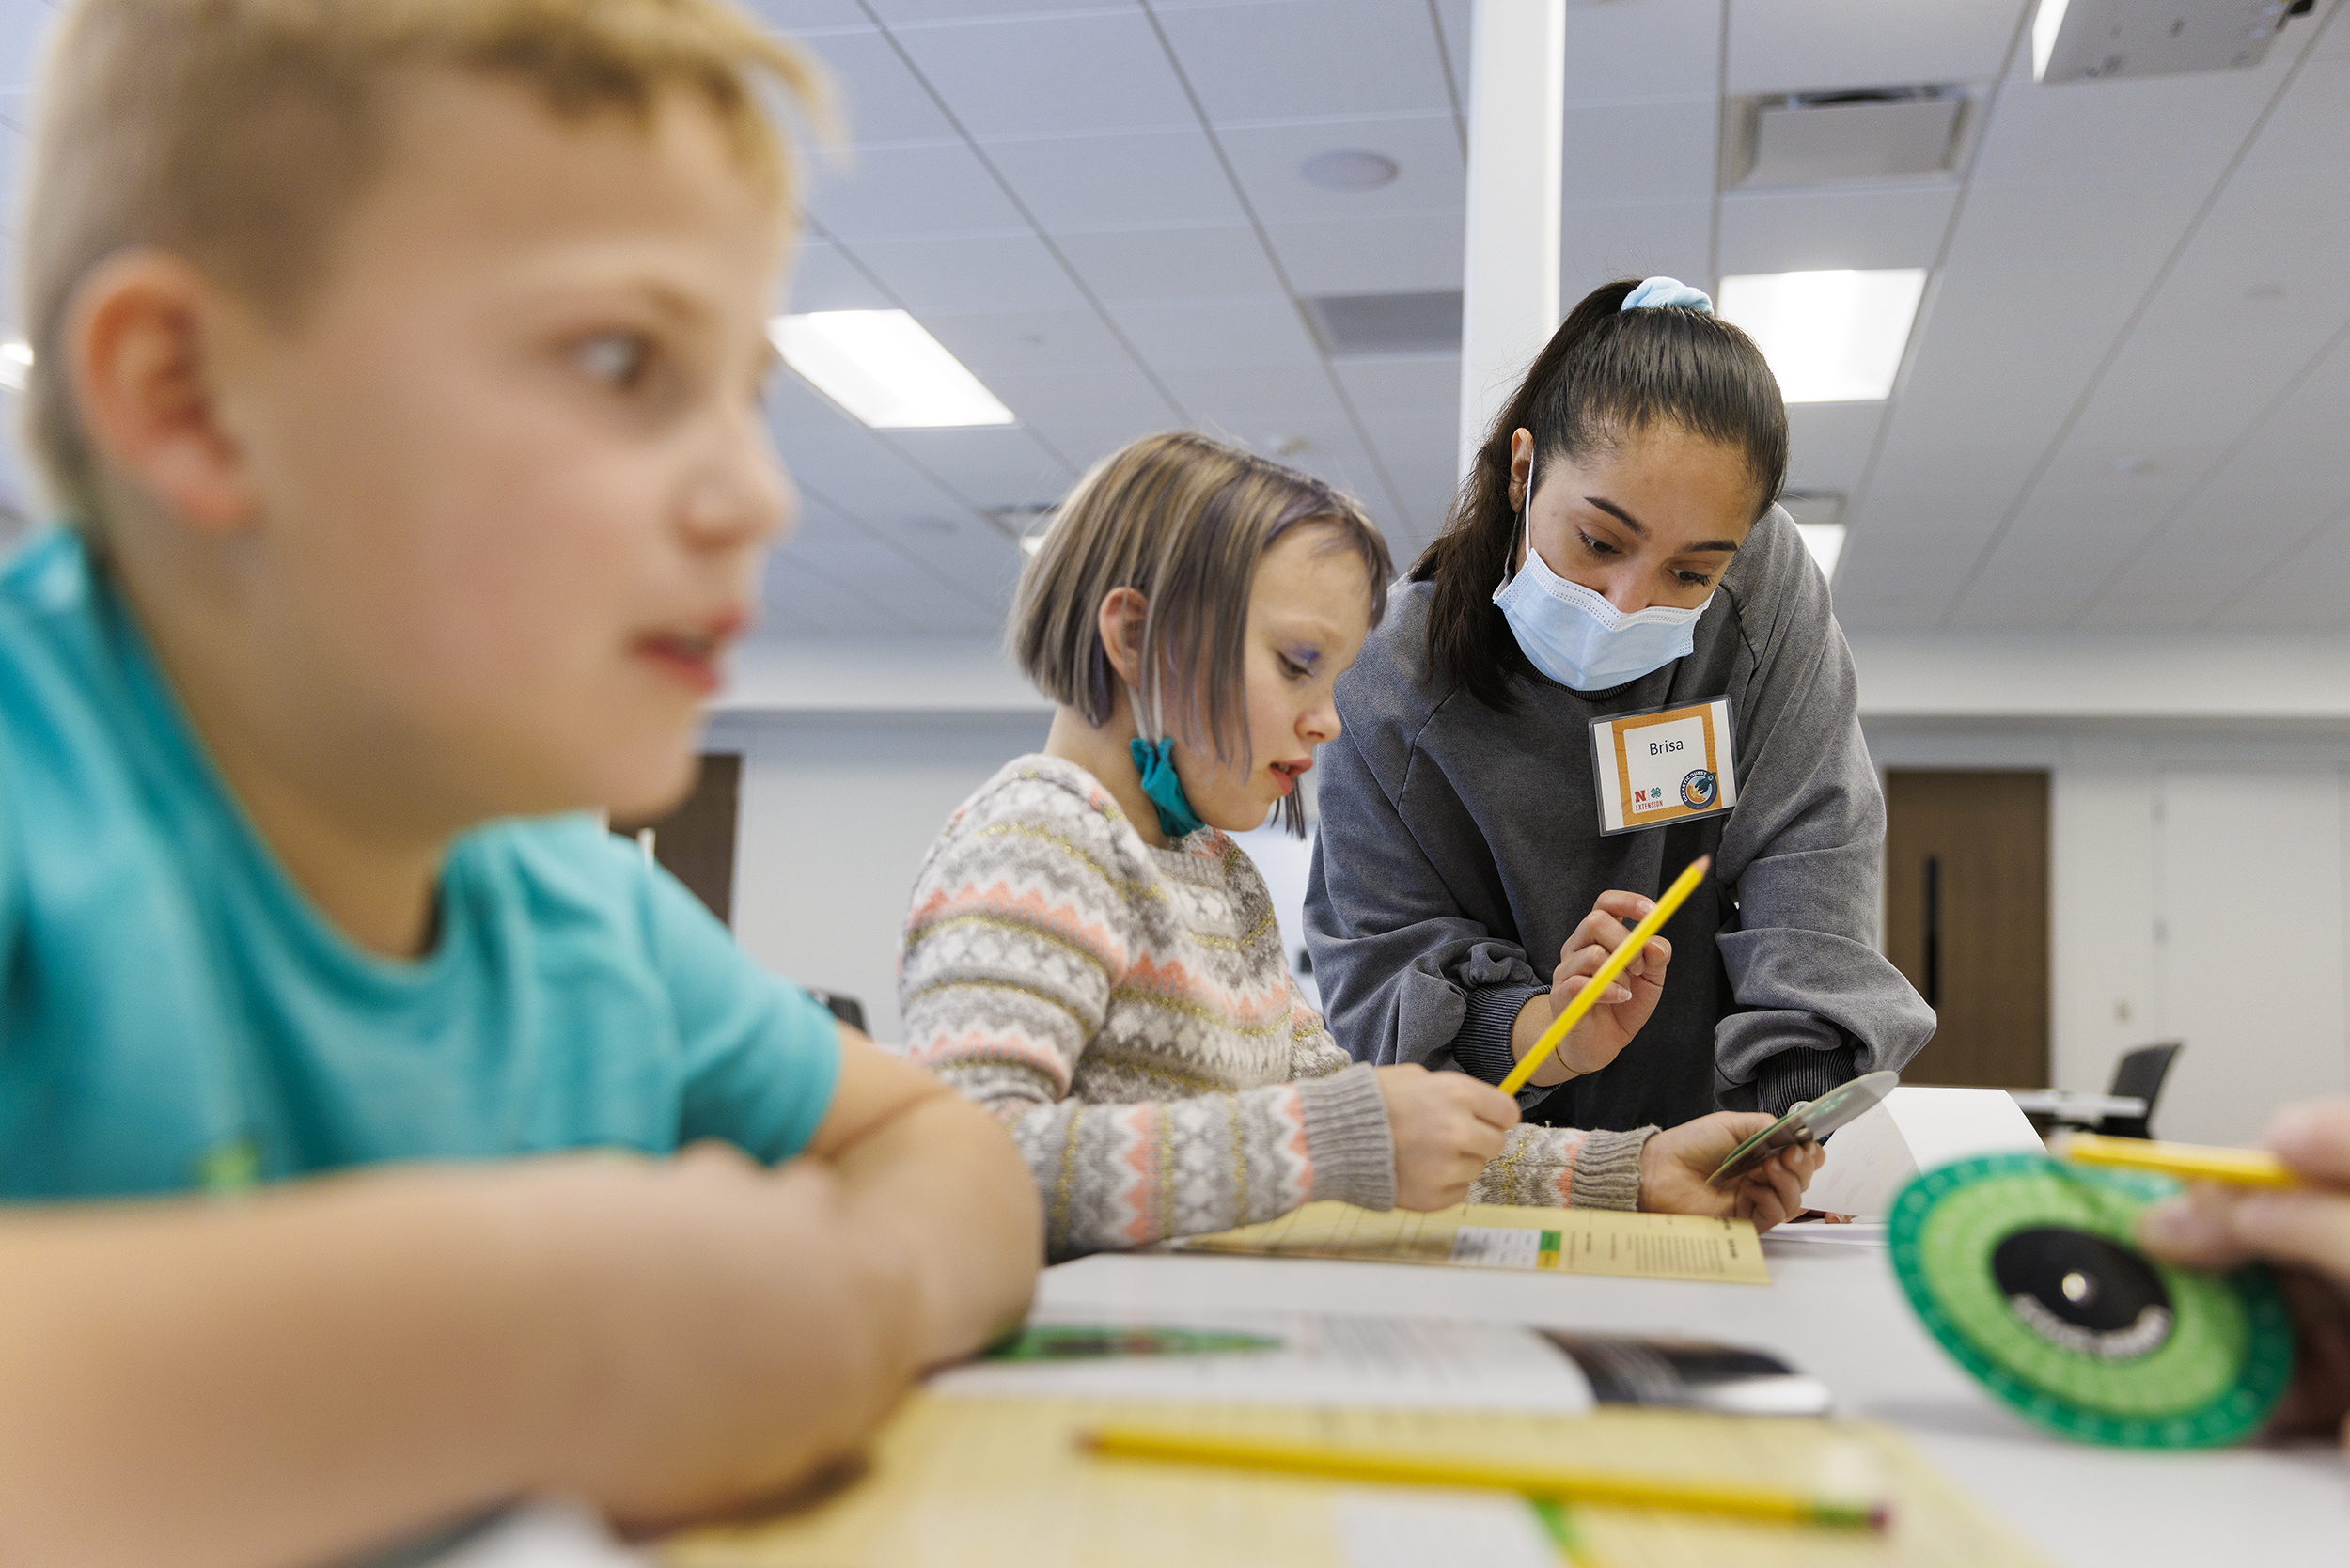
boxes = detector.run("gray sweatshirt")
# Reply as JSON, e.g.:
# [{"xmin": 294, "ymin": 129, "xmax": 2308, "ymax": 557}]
[{"xmin": 1304, "ymin": 505, "xmax": 1933, "ymax": 1127}]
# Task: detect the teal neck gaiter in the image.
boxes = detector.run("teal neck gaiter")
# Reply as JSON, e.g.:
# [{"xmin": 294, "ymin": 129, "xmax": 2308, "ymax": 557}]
[{"xmin": 1129, "ymin": 735, "xmax": 1206, "ymax": 839}]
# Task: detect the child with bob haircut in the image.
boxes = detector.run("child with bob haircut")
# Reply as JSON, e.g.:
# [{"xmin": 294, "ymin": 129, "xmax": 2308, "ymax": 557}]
[
  {"xmin": 900, "ymin": 431, "xmax": 1823, "ymax": 1262},
  {"xmin": 0, "ymin": 2, "xmax": 1038, "ymax": 1564}
]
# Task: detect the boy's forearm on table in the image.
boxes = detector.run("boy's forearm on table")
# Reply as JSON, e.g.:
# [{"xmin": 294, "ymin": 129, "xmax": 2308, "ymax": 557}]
[
  {"xmin": 0, "ymin": 1171, "xmax": 578, "ymax": 1568},
  {"xmin": 825, "ymin": 1089, "xmax": 1042, "ymax": 1363}
]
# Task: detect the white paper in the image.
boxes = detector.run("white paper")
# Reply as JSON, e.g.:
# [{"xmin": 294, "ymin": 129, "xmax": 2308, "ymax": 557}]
[
  {"xmin": 1804, "ymin": 1087, "xmax": 2044, "ymax": 1218},
  {"xmin": 929, "ymin": 1309, "xmax": 1595, "ymax": 1413}
]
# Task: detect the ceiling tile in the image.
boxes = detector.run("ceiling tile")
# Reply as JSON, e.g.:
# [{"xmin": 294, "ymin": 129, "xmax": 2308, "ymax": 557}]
[
  {"xmin": 802, "ymin": 141, "xmax": 1031, "ymax": 239},
  {"xmin": 920, "ymin": 306, "xmax": 1142, "ymax": 382},
  {"xmin": 1262, "ymin": 211, "xmax": 1465, "ymax": 295},
  {"xmin": 1969, "ymin": 68, "xmax": 2284, "ymax": 191},
  {"xmin": 1560, "ymin": 99, "xmax": 1719, "ymax": 206},
  {"xmin": 792, "ymin": 26, "xmax": 959, "ymax": 145},
  {"xmin": 760, "ymin": 551, "xmax": 904, "ymax": 635},
  {"xmin": 1716, "ymin": 186, "xmax": 1957, "ymax": 275},
  {"xmin": 846, "ymin": 231, "xmax": 1092, "ymax": 315},
  {"xmin": 1013, "ymin": 414, "xmax": 1183, "ymax": 476},
  {"xmin": 1559, "ymin": 200, "xmax": 1713, "ymax": 300},
  {"xmin": 979, "ymin": 364, "xmax": 1186, "ymax": 431},
  {"xmin": 0, "ymin": 1, "xmax": 56, "ymax": 91},
  {"xmin": 1562, "ymin": 0, "xmax": 1723, "ymax": 102},
  {"xmin": 1156, "ymin": 0, "xmax": 1456, "ymax": 123},
  {"xmin": 1153, "ymin": 363, "xmax": 1348, "ymax": 427},
  {"xmin": 1214, "ymin": 113, "xmax": 1464, "ymax": 225},
  {"xmin": 1105, "ymin": 295, "xmax": 1323, "ymax": 369},
  {"xmin": 888, "ymin": 12, "xmax": 1194, "ymax": 138},
  {"xmin": 740, "ymin": 0, "xmax": 873, "ymax": 31},
  {"xmin": 1725, "ymin": 0, "xmax": 2028, "ymax": 96},
  {"xmin": 779, "ymin": 240, "xmax": 899, "ymax": 313},
  {"xmin": 1784, "ymin": 403, "xmax": 1885, "ymax": 494},
  {"xmin": 1335, "ymin": 355, "xmax": 1458, "ymax": 416},
  {"xmin": 881, "ymin": 426, "xmax": 1075, "ymax": 510},
  {"xmin": 981, "ymin": 129, "xmax": 1253, "ymax": 231},
  {"xmin": 1051, "ymin": 225, "xmax": 1288, "ymax": 302},
  {"xmin": 863, "ymin": 0, "xmax": 1133, "ymax": 22}
]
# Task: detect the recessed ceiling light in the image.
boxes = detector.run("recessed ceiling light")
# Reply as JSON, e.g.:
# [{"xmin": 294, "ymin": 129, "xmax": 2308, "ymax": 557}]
[
  {"xmin": 2030, "ymin": 0, "xmax": 2072, "ymax": 82},
  {"xmin": 1795, "ymin": 522, "xmax": 1847, "ymax": 583},
  {"xmin": 1300, "ymin": 149, "xmax": 1399, "ymax": 192},
  {"xmin": 1717, "ymin": 269, "xmax": 1927, "ymax": 403},
  {"xmin": 0, "ymin": 339, "xmax": 31, "ymax": 393},
  {"xmin": 768, "ymin": 310, "xmax": 1014, "ymax": 429}
]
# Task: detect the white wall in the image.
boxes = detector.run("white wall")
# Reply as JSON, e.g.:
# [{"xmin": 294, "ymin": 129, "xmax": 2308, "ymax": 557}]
[
  {"xmin": 1865, "ymin": 723, "xmax": 2350, "ymax": 1144},
  {"xmin": 708, "ymin": 636, "xmax": 2350, "ymax": 1140},
  {"xmin": 713, "ymin": 712, "xmax": 1048, "ymax": 1044}
]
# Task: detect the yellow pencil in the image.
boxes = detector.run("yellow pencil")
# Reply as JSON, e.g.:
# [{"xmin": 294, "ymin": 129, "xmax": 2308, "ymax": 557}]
[
  {"xmin": 1078, "ymin": 1424, "xmax": 1888, "ymax": 1531},
  {"xmin": 2060, "ymin": 1132, "xmax": 2295, "ymax": 1189},
  {"xmin": 1497, "ymin": 855, "xmax": 1711, "ymax": 1098}
]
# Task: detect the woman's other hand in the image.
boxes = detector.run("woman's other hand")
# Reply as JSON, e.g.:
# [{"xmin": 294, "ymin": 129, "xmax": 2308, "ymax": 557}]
[
  {"xmin": 1510, "ymin": 891, "xmax": 1671, "ymax": 1088},
  {"xmin": 1634, "ymin": 1112, "xmax": 1822, "ymax": 1233}
]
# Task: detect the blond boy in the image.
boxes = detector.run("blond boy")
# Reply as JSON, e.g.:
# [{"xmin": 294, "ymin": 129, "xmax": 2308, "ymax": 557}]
[{"xmin": 0, "ymin": 3, "xmax": 1038, "ymax": 1564}]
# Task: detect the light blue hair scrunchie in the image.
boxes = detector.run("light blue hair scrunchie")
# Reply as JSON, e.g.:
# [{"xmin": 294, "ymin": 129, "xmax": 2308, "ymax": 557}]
[{"xmin": 1622, "ymin": 276, "xmax": 1714, "ymax": 314}]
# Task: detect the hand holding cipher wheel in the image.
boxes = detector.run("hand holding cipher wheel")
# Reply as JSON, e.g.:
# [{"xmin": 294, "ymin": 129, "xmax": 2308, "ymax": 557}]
[{"xmin": 1888, "ymin": 1153, "xmax": 2295, "ymax": 1448}]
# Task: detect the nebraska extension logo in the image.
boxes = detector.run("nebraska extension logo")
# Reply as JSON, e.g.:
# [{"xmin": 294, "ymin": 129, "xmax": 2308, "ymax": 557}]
[{"xmin": 1680, "ymin": 769, "xmax": 1717, "ymax": 809}]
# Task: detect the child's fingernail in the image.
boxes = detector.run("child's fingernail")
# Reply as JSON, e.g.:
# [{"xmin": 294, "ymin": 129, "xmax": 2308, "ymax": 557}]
[{"xmin": 1609, "ymin": 986, "xmax": 1631, "ymax": 1002}]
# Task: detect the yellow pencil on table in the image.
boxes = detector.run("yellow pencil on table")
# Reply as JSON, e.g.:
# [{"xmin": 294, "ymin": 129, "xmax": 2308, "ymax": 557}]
[
  {"xmin": 1077, "ymin": 1424, "xmax": 1888, "ymax": 1532},
  {"xmin": 2060, "ymin": 1132, "xmax": 2295, "ymax": 1189},
  {"xmin": 1497, "ymin": 855, "xmax": 1711, "ymax": 1098}
]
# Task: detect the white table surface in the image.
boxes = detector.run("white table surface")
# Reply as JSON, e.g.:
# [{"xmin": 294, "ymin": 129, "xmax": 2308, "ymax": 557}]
[{"xmin": 444, "ymin": 1233, "xmax": 2349, "ymax": 1568}]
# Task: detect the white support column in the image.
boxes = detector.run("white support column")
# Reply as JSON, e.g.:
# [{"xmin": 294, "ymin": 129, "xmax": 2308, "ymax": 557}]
[{"xmin": 1457, "ymin": 0, "xmax": 1565, "ymax": 479}]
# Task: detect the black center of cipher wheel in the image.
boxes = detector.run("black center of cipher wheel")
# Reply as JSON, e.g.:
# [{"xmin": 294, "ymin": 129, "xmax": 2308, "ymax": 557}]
[{"xmin": 1992, "ymin": 1226, "xmax": 2175, "ymax": 1360}]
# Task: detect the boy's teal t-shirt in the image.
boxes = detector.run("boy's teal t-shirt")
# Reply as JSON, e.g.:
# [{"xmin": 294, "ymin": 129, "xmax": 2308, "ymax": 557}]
[{"xmin": 0, "ymin": 530, "xmax": 842, "ymax": 1199}]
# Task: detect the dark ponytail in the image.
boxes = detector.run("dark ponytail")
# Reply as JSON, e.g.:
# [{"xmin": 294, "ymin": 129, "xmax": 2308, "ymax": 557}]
[{"xmin": 1412, "ymin": 278, "xmax": 1789, "ymax": 713}]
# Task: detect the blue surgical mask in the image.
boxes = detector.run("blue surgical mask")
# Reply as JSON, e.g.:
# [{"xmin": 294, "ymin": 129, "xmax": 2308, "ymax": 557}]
[
  {"xmin": 1126, "ymin": 685, "xmax": 1206, "ymax": 839},
  {"xmin": 1491, "ymin": 460, "xmax": 1711, "ymax": 693}
]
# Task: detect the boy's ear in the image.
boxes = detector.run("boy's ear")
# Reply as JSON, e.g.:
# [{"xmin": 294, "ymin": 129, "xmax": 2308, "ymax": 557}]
[
  {"xmin": 67, "ymin": 250, "xmax": 258, "ymax": 535},
  {"xmin": 1096, "ymin": 586, "xmax": 1149, "ymax": 687}
]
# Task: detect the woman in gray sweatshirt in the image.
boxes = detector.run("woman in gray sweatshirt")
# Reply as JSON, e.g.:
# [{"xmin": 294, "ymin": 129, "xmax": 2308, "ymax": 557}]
[{"xmin": 1305, "ymin": 277, "xmax": 1934, "ymax": 1133}]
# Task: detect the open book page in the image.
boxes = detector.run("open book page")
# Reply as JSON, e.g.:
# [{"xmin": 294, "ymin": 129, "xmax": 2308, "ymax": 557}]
[
  {"xmin": 659, "ymin": 1395, "xmax": 2050, "ymax": 1568},
  {"xmin": 1167, "ymin": 1200, "xmax": 1772, "ymax": 1285},
  {"xmin": 929, "ymin": 1309, "xmax": 1598, "ymax": 1413}
]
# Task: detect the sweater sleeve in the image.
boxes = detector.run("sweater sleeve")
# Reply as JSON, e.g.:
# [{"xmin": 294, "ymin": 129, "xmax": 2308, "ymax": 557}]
[
  {"xmin": 1711, "ymin": 515, "xmax": 1936, "ymax": 1112},
  {"xmin": 900, "ymin": 779, "xmax": 1392, "ymax": 1262},
  {"xmin": 1467, "ymin": 1124, "xmax": 1653, "ymax": 1210}
]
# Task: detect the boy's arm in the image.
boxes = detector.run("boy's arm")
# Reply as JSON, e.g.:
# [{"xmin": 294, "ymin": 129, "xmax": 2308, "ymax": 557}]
[
  {"xmin": 0, "ymin": 1150, "xmax": 941, "ymax": 1568},
  {"xmin": 800, "ymin": 1025, "xmax": 1042, "ymax": 1365}
]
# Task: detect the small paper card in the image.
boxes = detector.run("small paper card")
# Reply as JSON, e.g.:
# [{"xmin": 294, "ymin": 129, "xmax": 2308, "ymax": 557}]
[{"xmin": 1590, "ymin": 696, "xmax": 1738, "ymax": 835}]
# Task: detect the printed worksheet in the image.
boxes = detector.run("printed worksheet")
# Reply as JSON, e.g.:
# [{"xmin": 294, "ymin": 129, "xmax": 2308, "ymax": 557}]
[{"xmin": 1167, "ymin": 1201, "xmax": 1773, "ymax": 1285}]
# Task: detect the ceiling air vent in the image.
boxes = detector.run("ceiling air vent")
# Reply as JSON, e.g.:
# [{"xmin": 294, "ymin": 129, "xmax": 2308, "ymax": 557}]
[
  {"xmin": 1726, "ymin": 86, "xmax": 1969, "ymax": 191},
  {"xmin": 1303, "ymin": 290, "xmax": 1463, "ymax": 358}
]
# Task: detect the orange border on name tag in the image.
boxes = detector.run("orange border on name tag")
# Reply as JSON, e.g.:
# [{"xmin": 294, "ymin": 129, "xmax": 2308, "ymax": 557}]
[{"xmin": 1611, "ymin": 704, "xmax": 1719, "ymax": 827}]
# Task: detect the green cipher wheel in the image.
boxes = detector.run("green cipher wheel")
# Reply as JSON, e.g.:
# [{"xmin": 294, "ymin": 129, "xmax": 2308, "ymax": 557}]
[{"xmin": 1888, "ymin": 1153, "xmax": 2295, "ymax": 1448}]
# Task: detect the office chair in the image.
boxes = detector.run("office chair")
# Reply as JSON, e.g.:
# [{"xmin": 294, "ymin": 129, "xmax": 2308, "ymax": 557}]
[
  {"xmin": 2094, "ymin": 1041, "xmax": 2182, "ymax": 1140},
  {"xmin": 804, "ymin": 988, "xmax": 869, "ymax": 1034}
]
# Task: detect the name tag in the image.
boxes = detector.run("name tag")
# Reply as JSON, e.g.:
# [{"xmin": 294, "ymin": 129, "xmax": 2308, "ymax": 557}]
[{"xmin": 1589, "ymin": 697, "xmax": 1739, "ymax": 836}]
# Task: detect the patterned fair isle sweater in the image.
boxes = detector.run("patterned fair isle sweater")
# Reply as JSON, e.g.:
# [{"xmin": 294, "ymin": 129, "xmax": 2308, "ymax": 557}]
[{"xmin": 901, "ymin": 755, "xmax": 1652, "ymax": 1261}]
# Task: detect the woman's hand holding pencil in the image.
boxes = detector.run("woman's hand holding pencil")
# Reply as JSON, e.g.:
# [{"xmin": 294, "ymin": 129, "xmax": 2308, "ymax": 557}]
[{"xmin": 1501, "ymin": 857, "xmax": 1710, "ymax": 1099}]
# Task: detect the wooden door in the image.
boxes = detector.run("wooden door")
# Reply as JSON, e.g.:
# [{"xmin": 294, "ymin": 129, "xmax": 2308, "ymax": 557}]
[
  {"xmin": 612, "ymin": 753, "xmax": 742, "ymax": 927},
  {"xmin": 1882, "ymin": 769, "xmax": 2049, "ymax": 1088}
]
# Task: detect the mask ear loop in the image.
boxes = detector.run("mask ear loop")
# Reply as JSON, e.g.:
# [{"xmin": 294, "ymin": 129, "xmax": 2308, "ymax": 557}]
[{"xmin": 1503, "ymin": 451, "xmax": 1537, "ymax": 591}]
